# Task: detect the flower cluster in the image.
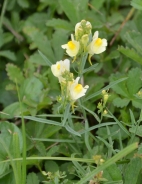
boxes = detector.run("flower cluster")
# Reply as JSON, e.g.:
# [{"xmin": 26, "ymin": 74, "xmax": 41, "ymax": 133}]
[
  {"xmin": 51, "ymin": 59, "xmax": 89, "ymax": 109},
  {"xmin": 51, "ymin": 20, "xmax": 107, "ymax": 112},
  {"xmin": 97, "ymin": 90, "xmax": 110, "ymax": 118},
  {"xmin": 61, "ymin": 20, "xmax": 107, "ymax": 65}
]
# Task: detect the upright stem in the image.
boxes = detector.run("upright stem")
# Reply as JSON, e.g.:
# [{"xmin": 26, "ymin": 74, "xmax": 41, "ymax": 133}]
[{"xmin": 16, "ymin": 81, "xmax": 27, "ymax": 184}]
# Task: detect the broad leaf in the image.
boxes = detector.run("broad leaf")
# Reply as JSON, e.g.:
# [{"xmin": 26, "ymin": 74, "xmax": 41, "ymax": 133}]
[
  {"xmin": 124, "ymin": 157, "xmax": 142, "ymax": 184},
  {"xmin": 131, "ymin": 0, "xmax": 142, "ymax": 10},
  {"xmin": 0, "ymin": 50, "xmax": 16, "ymax": 61},
  {"xmin": 46, "ymin": 18, "xmax": 72, "ymax": 30},
  {"xmin": 118, "ymin": 46, "xmax": 142, "ymax": 65},
  {"xmin": 26, "ymin": 172, "xmax": 39, "ymax": 184},
  {"xmin": 113, "ymin": 97, "xmax": 130, "ymax": 108}
]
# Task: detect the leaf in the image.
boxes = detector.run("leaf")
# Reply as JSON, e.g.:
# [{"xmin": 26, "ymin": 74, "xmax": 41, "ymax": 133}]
[
  {"xmin": 1, "ymin": 102, "xmax": 28, "ymax": 119},
  {"xmin": 118, "ymin": 46, "xmax": 142, "ymax": 65},
  {"xmin": 17, "ymin": 0, "xmax": 29, "ymax": 8},
  {"xmin": 0, "ymin": 50, "xmax": 16, "ymax": 61},
  {"xmin": 0, "ymin": 122, "xmax": 22, "ymax": 175},
  {"xmin": 6, "ymin": 64, "xmax": 24, "ymax": 84},
  {"xmin": 20, "ymin": 76, "xmax": 43, "ymax": 102},
  {"xmin": 84, "ymin": 77, "xmax": 128, "ymax": 101},
  {"xmin": 28, "ymin": 52, "xmax": 49, "ymax": 66},
  {"xmin": 77, "ymin": 143, "xmax": 138, "ymax": 184},
  {"xmin": 103, "ymin": 164, "xmax": 122, "ymax": 181},
  {"xmin": 129, "ymin": 125, "xmax": 142, "ymax": 137},
  {"xmin": 125, "ymin": 31, "xmax": 142, "ymax": 54},
  {"xmin": 83, "ymin": 63, "xmax": 99, "ymax": 74},
  {"xmin": 38, "ymin": 50, "xmax": 52, "ymax": 67},
  {"xmin": 23, "ymin": 116, "xmax": 63, "ymax": 127},
  {"xmin": 59, "ymin": 0, "xmax": 79, "ymax": 24},
  {"xmin": 45, "ymin": 161, "xmax": 59, "ymax": 172},
  {"xmin": 126, "ymin": 68, "xmax": 142, "ymax": 95},
  {"xmin": 104, "ymin": 50, "xmax": 120, "ymax": 62},
  {"xmin": 0, "ymin": 172, "xmax": 15, "ymax": 184},
  {"xmin": 51, "ymin": 30, "xmax": 68, "ymax": 61},
  {"xmin": 26, "ymin": 172, "xmax": 39, "ymax": 184},
  {"xmin": 110, "ymin": 73, "xmax": 129, "ymax": 97},
  {"xmin": 46, "ymin": 18, "xmax": 72, "ymax": 30},
  {"xmin": 35, "ymin": 141, "xmax": 46, "ymax": 156},
  {"xmin": 113, "ymin": 97, "xmax": 130, "ymax": 108},
  {"xmin": 131, "ymin": 0, "xmax": 142, "ymax": 10},
  {"xmin": 32, "ymin": 32, "xmax": 55, "ymax": 63},
  {"xmin": 124, "ymin": 157, "xmax": 142, "ymax": 184},
  {"xmin": 91, "ymin": 0, "xmax": 105, "ymax": 9},
  {"xmin": 65, "ymin": 125, "xmax": 81, "ymax": 137}
]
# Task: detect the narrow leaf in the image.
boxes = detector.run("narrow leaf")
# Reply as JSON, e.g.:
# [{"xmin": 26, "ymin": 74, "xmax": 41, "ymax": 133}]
[
  {"xmin": 77, "ymin": 143, "xmax": 138, "ymax": 184},
  {"xmin": 84, "ymin": 77, "xmax": 128, "ymax": 101}
]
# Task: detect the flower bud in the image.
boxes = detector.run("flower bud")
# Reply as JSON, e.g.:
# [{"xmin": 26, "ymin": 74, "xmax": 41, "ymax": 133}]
[
  {"xmin": 103, "ymin": 110, "xmax": 108, "ymax": 115},
  {"xmin": 81, "ymin": 34, "xmax": 89, "ymax": 47},
  {"xmin": 102, "ymin": 90, "xmax": 106, "ymax": 95},
  {"xmin": 104, "ymin": 94, "xmax": 109, "ymax": 102}
]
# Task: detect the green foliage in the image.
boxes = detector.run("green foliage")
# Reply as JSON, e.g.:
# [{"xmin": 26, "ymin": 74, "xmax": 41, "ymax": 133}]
[
  {"xmin": 110, "ymin": 68, "xmax": 142, "ymax": 108},
  {"xmin": 118, "ymin": 46, "xmax": 142, "ymax": 65},
  {"xmin": 6, "ymin": 63, "xmax": 24, "ymax": 84},
  {"xmin": 26, "ymin": 172, "xmax": 40, "ymax": 184},
  {"xmin": 124, "ymin": 157, "xmax": 142, "ymax": 184},
  {"xmin": 0, "ymin": 0, "xmax": 142, "ymax": 183},
  {"xmin": 131, "ymin": 0, "xmax": 142, "ymax": 10}
]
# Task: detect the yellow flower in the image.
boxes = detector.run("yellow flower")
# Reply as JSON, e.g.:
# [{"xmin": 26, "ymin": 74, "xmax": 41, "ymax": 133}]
[
  {"xmin": 88, "ymin": 31, "xmax": 107, "ymax": 55},
  {"xmin": 68, "ymin": 77, "xmax": 89, "ymax": 101},
  {"xmin": 61, "ymin": 34, "xmax": 80, "ymax": 57},
  {"xmin": 51, "ymin": 59, "xmax": 70, "ymax": 82}
]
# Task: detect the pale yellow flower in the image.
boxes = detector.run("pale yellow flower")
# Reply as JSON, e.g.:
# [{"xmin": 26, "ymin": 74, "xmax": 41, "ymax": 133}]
[
  {"xmin": 68, "ymin": 77, "xmax": 89, "ymax": 101},
  {"xmin": 51, "ymin": 59, "xmax": 70, "ymax": 82},
  {"xmin": 61, "ymin": 34, "xmax": 80, "ymax": 57},
  {"xmin": 88, "ymin": 31, "xmax": 107, "ymax": 55}
]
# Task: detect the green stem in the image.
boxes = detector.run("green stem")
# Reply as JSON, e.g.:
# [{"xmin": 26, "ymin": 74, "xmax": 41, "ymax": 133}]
[
  {"xmin": 0, "ymin": 0, "xmax": 8, "ymax": 32},
  {"xmin": 16, "ymin": 81, "xmax": 27, "ymax": 184}
]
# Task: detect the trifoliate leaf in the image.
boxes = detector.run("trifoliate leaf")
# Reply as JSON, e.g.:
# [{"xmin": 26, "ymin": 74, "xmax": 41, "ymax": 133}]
[{"xmin": 6, "ymin": 63, "xmax": 25, "ymax": 84}]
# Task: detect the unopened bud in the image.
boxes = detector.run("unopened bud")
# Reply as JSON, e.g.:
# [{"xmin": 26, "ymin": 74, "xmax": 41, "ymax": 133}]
[
  {"xmin": 103, "ymin": 110, "xmax": 108, "ymax": 115},
  {"xmin": 81, "ymin": 34, "xmax": 89, "ymax": 47},
  {"xmin": 104, "ymin": 94, "xmax": 109, "ymax": 102},
  {"xmin": 81, "ymin": 19, "xmax": 86, "ymax": 26},
  {"xmin": 102, "ymin": 90, "xmax": 106, "ymax": 95},
  {"xmin": 86, "ymin": 22, "xmax": 92, "ymax": 34}
]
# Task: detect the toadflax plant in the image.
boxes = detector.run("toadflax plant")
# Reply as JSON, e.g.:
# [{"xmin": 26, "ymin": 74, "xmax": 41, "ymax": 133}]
[{"xmin": 51, "ymin": 20, "xmax": 107, "ymax": 112}]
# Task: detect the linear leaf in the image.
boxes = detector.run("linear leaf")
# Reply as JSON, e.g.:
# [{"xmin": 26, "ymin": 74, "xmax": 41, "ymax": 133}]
[
  {"xmin": 77, "ymin": 143, "xmax": 138, "ymax": 184},
  {"xmin": 84, "ymin": 77, "xmax": 128, "ymax": 101}
]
